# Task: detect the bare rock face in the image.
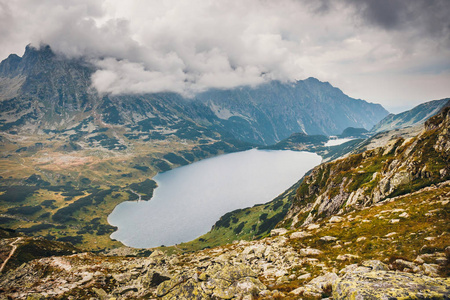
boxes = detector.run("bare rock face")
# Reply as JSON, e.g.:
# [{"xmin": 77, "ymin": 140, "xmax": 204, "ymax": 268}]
[{"xmin": 333, "ymin": 269, "xmax": 450, "ymax": 299}]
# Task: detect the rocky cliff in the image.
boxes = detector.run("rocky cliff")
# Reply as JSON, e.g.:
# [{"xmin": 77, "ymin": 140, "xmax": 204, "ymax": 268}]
[{"xmin": 281, "ymin": 106, "xmax": 450, "ymax": 228}]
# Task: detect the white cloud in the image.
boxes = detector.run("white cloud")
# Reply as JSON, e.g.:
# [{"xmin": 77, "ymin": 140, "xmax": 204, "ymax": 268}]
[{"xmin": 0, "ymin": 0, "xmax": 449, "ymax": 109}]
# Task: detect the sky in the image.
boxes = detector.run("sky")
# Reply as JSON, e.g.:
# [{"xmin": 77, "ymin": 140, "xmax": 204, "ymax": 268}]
[{"xmin": 0, "ymin": 0, "xmax": 449, "ymax": 113}]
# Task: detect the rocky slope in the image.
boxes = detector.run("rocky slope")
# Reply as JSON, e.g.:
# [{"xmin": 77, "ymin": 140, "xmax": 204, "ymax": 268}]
[
  {"xmin": 281, "ymin": 106, "xmax": 450, "ymax": 228},
  {"xmin": 0, "ymin": 178, "xmax": 448, "ymax": 299},
  {"xmin": 371, "ymin": 98, "xmax": 449, "ymax": 134}
]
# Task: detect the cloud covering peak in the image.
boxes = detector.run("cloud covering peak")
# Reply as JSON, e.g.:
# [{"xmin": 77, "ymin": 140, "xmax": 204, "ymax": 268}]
[{"xmin": 1, "ymin": 0, "xmax": 449, "ymax": 110}]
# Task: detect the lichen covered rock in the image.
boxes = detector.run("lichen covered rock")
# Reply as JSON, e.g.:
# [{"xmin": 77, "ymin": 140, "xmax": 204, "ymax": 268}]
[
  {"xmin": 156, "ymin": 263, "xmax": 266, "ymax": 300},
  {"xmin": 333, "ymin": 270, "xmax": 450, "ymax": 299}
]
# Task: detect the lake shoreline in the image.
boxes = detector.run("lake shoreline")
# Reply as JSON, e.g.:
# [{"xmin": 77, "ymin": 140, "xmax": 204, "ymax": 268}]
[{"xmin": 108, "ymin": 149, "xmax": 321, "ymax": 248}]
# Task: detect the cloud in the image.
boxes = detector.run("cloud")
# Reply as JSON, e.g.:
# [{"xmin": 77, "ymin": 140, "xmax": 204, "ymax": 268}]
[
  {"xmin": 0, "ymin": 0, "xmax": 449, "ymax": 108},
  {"xmin": 345, "ymin": 0, "xmax": 450, "ymax": 37}
]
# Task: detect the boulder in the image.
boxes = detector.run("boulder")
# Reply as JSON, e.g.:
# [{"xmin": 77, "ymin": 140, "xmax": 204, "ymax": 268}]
[
  {"xmin": 394, "ymin": 259, "xmax": 421, "ymax": 273},
  {"xmin": 270, "ymin": 228, "xmax": 287, "ymax": 236},
  {"xmin": 156, "ymin": 263, "xmax": 266, "ymax": 299},
  {"xmin": 422, "ymin": 263, "xmax": 440, "ymax": 277},
  {"xmin": 319, "ymin": 236, "xmax": 337, "ymax": 242},
  {"xmin": 329, "ymin": 216, "xmax": 344, "ymax": 223},
  {"xmin": 333, "ymin": 270, "xmax": 450, "ymax": 299},
  {"xmin": 336, "ymin": 254, "xmax": 359, "ymax": 261},
  {"xmin": 308, "ymin": 272, "xmax": 338, "ymax": 291},
  {"xmin": 290, "ymin": 272, "xmax": 338, "ymax": 299},
  {"xmin": 299, "ymin": 248, "xmax": 323, "ymax": 256},
  {"xmin": 289, "ymin": 231, "xmax": 312, "ymax": 239},
  {"xmin": 361, "ymin": 260, "xmax": 389, "ymax": 271},
  {"xmin": 306, "ymin": 223, "xmax": 320, "ymax": 230}
]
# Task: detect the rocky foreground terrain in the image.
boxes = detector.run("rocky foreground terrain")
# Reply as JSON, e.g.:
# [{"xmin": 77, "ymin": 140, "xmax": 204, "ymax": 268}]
[{"xmin": 0, "ymin": 177, "xmax": 449, "ymax": 299}]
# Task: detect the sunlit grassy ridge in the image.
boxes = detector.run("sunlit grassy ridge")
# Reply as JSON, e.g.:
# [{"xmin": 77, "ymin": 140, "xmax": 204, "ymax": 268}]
[{"xmin": 267, "ymin": 182, "xmax": 450, "ymax": 296}]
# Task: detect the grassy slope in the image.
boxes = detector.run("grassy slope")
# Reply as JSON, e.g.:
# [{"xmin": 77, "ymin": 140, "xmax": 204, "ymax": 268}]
[
  {"xmin": 0, "ymin": 125, "xmax": 252, "ymax": 250},
  {"xmin": 271, "ymin": 182, "xmax": 450, "ymax": 294},
  {"xmin": 179, "ymin": 181, "xmax": 300, "ymax": 252}
]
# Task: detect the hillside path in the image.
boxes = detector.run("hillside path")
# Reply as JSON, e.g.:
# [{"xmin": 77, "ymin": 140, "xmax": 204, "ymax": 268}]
[{"xmin": 0, "ymin": 237, "xmax": 22, "ymax": 273}]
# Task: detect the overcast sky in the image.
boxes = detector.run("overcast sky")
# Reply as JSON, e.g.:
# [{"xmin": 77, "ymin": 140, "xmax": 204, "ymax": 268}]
[{"xmin": 1, "ymin": 0, "xmax": 449, "ymax": 112}]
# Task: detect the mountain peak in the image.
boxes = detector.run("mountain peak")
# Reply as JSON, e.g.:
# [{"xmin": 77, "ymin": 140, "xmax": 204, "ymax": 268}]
[{"xmin": 23, "ymin": 44, "xmax": 54, "ymax": 58}]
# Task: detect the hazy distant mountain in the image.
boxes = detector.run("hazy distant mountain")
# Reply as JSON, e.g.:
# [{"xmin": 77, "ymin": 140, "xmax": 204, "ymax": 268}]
[
  {"xmin": 0, "ymin": 45, "xmax": 388, "ymax": 145},
  {"xmin": 371, "ymin": 98, "xmax": 450, "ymax": 134},
  {"xmin": 194, "ymin": 78, "xmax": 388, "ymax": 144}
]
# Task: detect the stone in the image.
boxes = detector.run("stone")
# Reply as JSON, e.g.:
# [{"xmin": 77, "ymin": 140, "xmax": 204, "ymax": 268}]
[
  {"xmin": 156, "ymin": 263, "xmax": 266, "ymax": 300},
  {"xmin": 399, "ymin": 212, "xmax": 409, "ymax": 218},
  {"xmin": 290, "ymin": 286, "xmax": 322, "ymax": 299},
  {"xmin": 289, "ymin": 231, "xmax": 312, "ymax": 239},
  {"xmin": 361, "ymin": 260, "xmax": 389, "ymax": 271},
  {"xmin": 329, "ymin": 216, "xmax": 344, "ymax": 223},
  {"xmin": 385, "ymin": 232, "xmax": 397, "ymax": 237},
  {"xmin": 336, "ymin": 254, "xmax": 359, "ymax": 261},
  {"xmin": 270, "ymin": 290, "xmax": 285, "ymax": 298},
  {"xmin": 319, "ymin": 236, "xmax": 337, "ymax": 242},
  {"xmin": 306, "ymin": 223, "xmax": 320, "ymax": 230},
  {"xmin": 270, "ymin": 228, "xmax": 287, "ymax": 236},
  {"xmin": 436, "ymin": 257, "xmax": 448, "ymax": 266},
  {"xmin": 299, "ymin": 248, "xmax": 323, "ymax": 256},
  {"xmin": 390, "ymin": 218, "xmax": 400, "ymax": 223},
  {"xmin": 414, "ymin": 256, "xmax": 425, "ymax": 264},
  {"xmin": 298, "ymin": 273, "xmax": 311, "ymax": 280},
  {"xmin": 308, "ymin": 272, "xmax": 338, "ymax": 291},
  {"xmin": 356, "ymin": 236, "xmax": 366, "ymax": 242},
  {"xmin": 394, "ymin": 259, "xmax": 421, "ymax": 273},
  {"xmin": 339, "ymin": 264, "xmax": 358, "ymax": 274},
  {"xmin": 276, "ymin": 275, "xmax": 290, "ymax": 284},
  {"xmin": 92, "ymin": 288, "xmax": 108, "ymax": 299},
  {"xmin": 333, "ymin": 270, "xmax": 450, "ymax": 299},
  {"xmin": 422, "ymin": 263, "xmax": 440, "ymax": 277},
  {"xmin": 146, "ymin": 271, "xmax": 171, "ymax": 288}
]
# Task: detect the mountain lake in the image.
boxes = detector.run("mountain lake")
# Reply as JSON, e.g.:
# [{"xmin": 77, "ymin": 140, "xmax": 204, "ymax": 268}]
[{"xmin": 108, "ymin": 149, "xmax": 322, "ymax": 248}]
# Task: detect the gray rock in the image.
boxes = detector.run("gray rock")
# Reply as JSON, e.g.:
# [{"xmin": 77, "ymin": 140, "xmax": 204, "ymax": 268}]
[
  {"xmin": 361, "ymin": 260, "xmax": 389, "ymax": 271},
  {"xmin": 395, "ymin": 259, "xmax": 421, "ymax": 273},
  {"xmin": 319, "ymin": 236, "xmax": 337, "ymax": 242},
  {"xmin": 270, "ymin": 228, "xmax": 287, "ymax": 236},
  {"xmin": 299, "ymin": 248, "xmax": 323, "ymax": 256},
  {"xmin": 422, "ymin": 263, "xmax": 440, "ymax": 277},
  {"xmin": 333, "ymin": 270, "xmax": 450, "ymax": 299},
  {"xmin": 289, "ymin": 231, "xmax": 312, "ymax": 239},
  {"xmin": 156, "ymin": 263, "xmax": 266, "ymax": 299}
]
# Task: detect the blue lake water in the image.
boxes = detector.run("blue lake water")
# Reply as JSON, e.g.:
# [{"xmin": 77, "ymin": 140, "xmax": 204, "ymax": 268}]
[{"xmin": 108, "ymin": 149, "xmax": 321, "ymax": 248}]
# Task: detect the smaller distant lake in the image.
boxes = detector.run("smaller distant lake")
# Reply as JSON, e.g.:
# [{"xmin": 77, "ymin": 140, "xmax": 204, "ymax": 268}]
[
  {"xmin": 325, "ymin": 138, "xmax": 355, "ymax": 147},
  {"xmin": 108, "ymin": 149, "xmax": 321, "ymax": 248}
]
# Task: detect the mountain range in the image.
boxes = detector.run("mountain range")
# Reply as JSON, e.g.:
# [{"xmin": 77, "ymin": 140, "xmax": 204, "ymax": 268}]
[{"xmin": 0, "ymin": 45, "xmax": 388, "ymax": 145}]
